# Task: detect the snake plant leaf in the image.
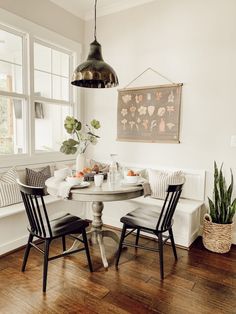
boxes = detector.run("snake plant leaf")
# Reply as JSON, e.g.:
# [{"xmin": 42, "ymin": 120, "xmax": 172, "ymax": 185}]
[
  {"xmin": 208, "ymin": 197, "xmax": 217, "ymax": 222},
  {"xmin": 228, "ymin": 199, "xmax": 236, "ymax": 223},
  {"xmin": 209, "ymin": 162, "xmax": 236, "ymax": 224},
  {"xmin": 227, "ymin": 170, "xmax": 233, "ymax": 204}
]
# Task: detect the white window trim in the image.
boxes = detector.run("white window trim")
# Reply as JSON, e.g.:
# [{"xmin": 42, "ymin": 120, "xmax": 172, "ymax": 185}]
[{"xmin": 0, "ymin": 8, "xmax": 82, "ymax": 168}]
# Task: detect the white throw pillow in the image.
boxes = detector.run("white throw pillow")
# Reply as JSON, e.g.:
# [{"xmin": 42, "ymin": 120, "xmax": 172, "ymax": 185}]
[{"xmin": 148, "ymin": 169, "xmax": 185, "ymax": 200}]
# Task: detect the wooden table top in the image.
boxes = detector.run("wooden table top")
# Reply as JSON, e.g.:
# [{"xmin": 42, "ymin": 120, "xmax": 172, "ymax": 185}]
[{"xmin": 70, "ymin": 181, "xmax": 144, "ymax": 202}]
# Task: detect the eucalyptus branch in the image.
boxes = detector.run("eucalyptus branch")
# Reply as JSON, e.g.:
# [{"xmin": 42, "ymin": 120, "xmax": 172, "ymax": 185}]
[{"xmin": 60, "ymin": 116, "xmax": 101, "ymax": 155}]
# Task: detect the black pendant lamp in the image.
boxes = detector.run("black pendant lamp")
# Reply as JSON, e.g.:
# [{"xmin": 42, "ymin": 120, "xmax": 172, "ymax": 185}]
[{"xmin": 71, "ymin": 0, "xmax": 119, "ymax": 88}]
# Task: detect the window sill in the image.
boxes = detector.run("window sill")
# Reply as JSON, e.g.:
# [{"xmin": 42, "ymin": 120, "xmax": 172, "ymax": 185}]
[{"xmin": 0, "ymin": 152, "xmax": 76, "ymax": 169}]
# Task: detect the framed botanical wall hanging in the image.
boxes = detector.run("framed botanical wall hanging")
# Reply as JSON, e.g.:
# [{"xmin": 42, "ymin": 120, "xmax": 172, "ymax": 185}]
[{"xmin": 117, "ymin": 84, "xmax": 182, "ymax": 143}]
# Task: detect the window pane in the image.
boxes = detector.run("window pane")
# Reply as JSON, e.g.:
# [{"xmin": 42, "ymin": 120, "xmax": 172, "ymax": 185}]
[
  {"xmin": 34, "ymin": 42, "xmax": 51, "ymax": 72},
  {"xmin": 52, "ymin": 49, "xmax": 69, "ymax": 77},
  {"xmin": 52, "ymin": 75, "xmax": 69, "ymax": 101},
  {"xmin": 0, "ymin": 29, "xmax": 22, "ymax": 64},
  {"xmin": 35, "ymin": 103, "xmax": 71, "ymax": 152},
  {"xmin": 0, "ymin": 96, "xmax": 26, "ymax": 155},
  {"xmin": 52, "ymin": 75, "xmax": 61, "ymax": 100},
  {"xmin": 61, "ymin": 77, "xmax": 69, "ymax": 101},
  {"xmin": 34, "ymin": 70, "xmax": 51, "ymax": 98},
  {"xmin": 0, "ymin": 61, "xmax": 22, "ymax": 93}
]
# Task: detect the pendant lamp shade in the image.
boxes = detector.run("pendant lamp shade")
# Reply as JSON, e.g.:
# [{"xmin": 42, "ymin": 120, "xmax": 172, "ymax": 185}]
[
  {"xmin": 71, "ymin": 40, "xmax": 118, "ymax": 88},
  {"xmin": 71, "ymin": 0, "xmax": 118, "ymax": 88}
]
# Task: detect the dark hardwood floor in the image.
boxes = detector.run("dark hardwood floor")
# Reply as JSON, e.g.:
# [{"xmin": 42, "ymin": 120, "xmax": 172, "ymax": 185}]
[{"xmin": 0, "ymin": 231, "xmax": 235, "ymax": 314}]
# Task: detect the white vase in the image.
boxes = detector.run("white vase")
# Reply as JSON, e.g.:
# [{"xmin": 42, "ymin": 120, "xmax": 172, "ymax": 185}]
[{"xmin": 76, "ymin": 153, "xmax": 85, "ymax": 172}]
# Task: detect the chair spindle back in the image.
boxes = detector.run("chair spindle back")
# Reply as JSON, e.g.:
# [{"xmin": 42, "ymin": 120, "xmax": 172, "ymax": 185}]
[
  {"xmin": 17, "ymin": 180, "xmax": 52, "ymax": 238},
  {"xmin": 156, "ymin": 184, "xmax": 183, "ymax": 232}
]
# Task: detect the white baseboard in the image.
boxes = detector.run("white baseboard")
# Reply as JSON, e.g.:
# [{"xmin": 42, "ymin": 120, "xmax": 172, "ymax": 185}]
[{"xmin": 0, "ymin": 234, "xmax": 28, "ymax": 255}]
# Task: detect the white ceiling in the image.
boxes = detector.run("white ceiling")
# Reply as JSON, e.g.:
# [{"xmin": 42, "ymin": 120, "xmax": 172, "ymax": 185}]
[{"xmin": 50, "ymin": 0, "xmax": 156, "ymax": 20}]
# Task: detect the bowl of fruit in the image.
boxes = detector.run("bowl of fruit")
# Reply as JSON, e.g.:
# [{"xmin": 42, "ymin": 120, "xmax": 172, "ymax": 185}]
[
  {"xmin": 125, "ymin": 170, "xmax": 139, "ymax": 184},
  {"xmin": 66, "ymin": 171, "xmax": 84, "ymax": 186}
]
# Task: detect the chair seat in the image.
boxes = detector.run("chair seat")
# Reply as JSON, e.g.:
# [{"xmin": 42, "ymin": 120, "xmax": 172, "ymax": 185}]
[
  {"xmin": 121, "ymin": 207, "xmax": 173, "ymax": 232},
  {"xmin": 51, "ymin": 213, "xmax": 89, "ymax": 237},
  {"xmin": 29, "ymin": 213, "xmax": 89, "ymax": 238}
]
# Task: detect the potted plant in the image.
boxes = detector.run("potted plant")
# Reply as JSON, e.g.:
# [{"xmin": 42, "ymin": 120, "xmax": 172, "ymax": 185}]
[
  {"xmin": 203, "ymin": 161, "xmax": 236, "ymax": 253},
  {"xmin": 60, "ymin": 116, "xmax": 101, "ymax": 170}
]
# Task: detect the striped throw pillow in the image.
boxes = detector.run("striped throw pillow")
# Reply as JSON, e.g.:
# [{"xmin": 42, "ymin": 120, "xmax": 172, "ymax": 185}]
[
  {"xmin": 0, "ymin": 168, "xmax": 22, "ymax": 207},
  {"xmin": 26, "ymin": 166, "xmax": 51, "ymax": 188},
  {"xmin": 148, "ymin": 169, "xmax": 185, "ymax": 200},
  {"xmin": 1, "ymin": 167, "xmax": 18, "ymax": 183}
]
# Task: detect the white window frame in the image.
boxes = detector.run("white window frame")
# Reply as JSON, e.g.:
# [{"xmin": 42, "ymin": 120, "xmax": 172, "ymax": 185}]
[
  {"xmin": 0, "ymin": 9, "xmax": 82, "ymax": 168},
  {"xmin": 0, "ymin": 24, "xmax": 29, "ymax": 157},
  {"xmin": 32, "ymin": 37, "xmax": 75, "ymax": 154}
]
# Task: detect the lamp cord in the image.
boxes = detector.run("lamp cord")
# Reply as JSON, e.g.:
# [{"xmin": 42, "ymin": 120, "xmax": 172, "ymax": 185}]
[{"xmin": 94, "ymin": 0, "xmax": 97, "ymax": 41}]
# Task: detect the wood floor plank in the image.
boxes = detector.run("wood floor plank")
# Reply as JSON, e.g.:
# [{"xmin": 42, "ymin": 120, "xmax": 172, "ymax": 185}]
[{"xmin": 0, "ymin": 234, "xmax": 235, "ymax": 314}]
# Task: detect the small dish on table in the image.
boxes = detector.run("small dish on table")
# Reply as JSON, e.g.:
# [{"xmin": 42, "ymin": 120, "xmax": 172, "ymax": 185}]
[{"xmin": 66, "ymin": 176, "xmax": 84, "ymax": 186}]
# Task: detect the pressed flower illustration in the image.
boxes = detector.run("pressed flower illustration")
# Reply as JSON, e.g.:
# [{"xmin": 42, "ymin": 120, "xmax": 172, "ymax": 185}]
[
  {"xmin": 156, "ymin": 91, "xmax": 162, "ymax": 101},
  {"xmin": 138, "ymin": 105, "xmax": 147, "ymax": 115},
  {"xmin": 168, "ymin": 91, "xmax": 174, "ymax": 102},
  {"xmin": 122, "ymin": 94, "xmax": 131, "ymax": 104},
  {"xmin": 159, "ymin": 118, "xmax": 166, "ymax": 132},
  {"xmin": 167, "ymin": 105, "xmax": 174, "ymax": 114},
  {"xmin": 147, "ymin": 105, "xmax": 155, "ymax": 116},
  {"xmin": 129, "ymin": 105, "xmax": 136, "ymax": 117},
  {"xmin": 135, "ymin": 94, "xmax": 143, "ymax": 104},
  {"xmin": 142, "ymin": 119, "xmax": 149, "ymax": 130},
  {"xmin": 117, "ymin": 85, "xmax": 181, "ymax": 143},
  {"xmin": 121, "ymin": 108, "xmax": 128, "ymax": 116},
  {"xmin": 157, "ymin": 107, "xmax": 166, "ymax": 117},
  {"xmin": 167, "ymin": 122, "xmax": 175, "ymax": 130},
  {"xmin": 147, "ymin": 93, "xmax": 151, "ymax": 101},
  {"xmin": 150, "ymin": 120, "xmax": 157, "ymax": 131},
  {"xmin": 121, "ymin": 119, "xmax": 127, "ymax": 130},
  {"xmin": 129, "ymin": 121, "xmax": 135, "ymax": 129}
]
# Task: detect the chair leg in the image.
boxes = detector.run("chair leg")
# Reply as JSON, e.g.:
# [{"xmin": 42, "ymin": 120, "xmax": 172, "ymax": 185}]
[
  {"xmin": 21, "ymin": 233, "xmax": 34, "ymax": 272},
  {"xmin": 62, "ymin": 235, "xmax": 66, "ymax": 252},
  {"xmin": 157, "ymin": 233, "xmax": 164, "ymax": 280},
  {"xmin": 169, "ymin": 227, "xmax": 178, "ymax": 260},
  {"xmin": 115, "ymin": 224, "xmax": 127, "ymax": 269},
  {"xmin": 135, "ymin": 228, "xmax": 140, "ymax": 246},
  {"xmin": 43, "ymin": 240, "xmax": 50, "ymax": 293},
  {"xmin": 82, "ymin": 229, "xmax": 93, "ymax": 272}
]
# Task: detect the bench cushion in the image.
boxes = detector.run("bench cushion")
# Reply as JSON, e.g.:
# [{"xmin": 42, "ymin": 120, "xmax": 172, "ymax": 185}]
[
  {"xmin": 0, "ymin": 195, "xmax": 60, "ymax": 219},
  {"xmin": 130, "ymin": 196, "xmax": 203, "ymax": 214}
]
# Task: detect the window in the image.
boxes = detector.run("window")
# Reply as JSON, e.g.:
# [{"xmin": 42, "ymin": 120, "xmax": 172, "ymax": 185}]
[
  {"xmin": 0, "ymin": 26, "xmax": 26, "ymax": 155},
  {"xmin": 0, "ymin": 24, "xmax": 76, "ymax": 159},
  {"xmin": 0, "ymin": 96, "xmax": 25, "ymax": 154},
  {"xmin": 33, "ymin": 40, "xmax": 73, "ymax": 153}
]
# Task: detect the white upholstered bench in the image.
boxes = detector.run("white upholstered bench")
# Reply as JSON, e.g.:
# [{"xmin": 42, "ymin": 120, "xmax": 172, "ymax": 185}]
[
  {"xmin": 0, "ymin": 163, "xmax": 86, "ymax": 255},
  {"xmin": 86, "ymin": 166, "xmax": 206, "ymax": 249}
]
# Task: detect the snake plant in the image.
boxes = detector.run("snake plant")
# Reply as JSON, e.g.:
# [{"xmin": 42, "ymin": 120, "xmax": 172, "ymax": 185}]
[{"xmin": 208, "ymin": 161, "xmax": 236, "ymax": 224}]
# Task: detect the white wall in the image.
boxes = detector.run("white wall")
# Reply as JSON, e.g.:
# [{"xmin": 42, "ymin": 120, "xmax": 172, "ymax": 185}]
[
  {"xmin": 84, "ymin": 0, "xmax": 236, "ymax": 235},
  {"xmin": 0, "ymin": 0, "xmax": 84, "ymax": 43}
]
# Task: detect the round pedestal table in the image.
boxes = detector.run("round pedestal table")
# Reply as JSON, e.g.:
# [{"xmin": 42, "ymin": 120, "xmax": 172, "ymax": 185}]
[{"xmin": 68, "ymin": 182, "xmax": 143, "ymax": 268}]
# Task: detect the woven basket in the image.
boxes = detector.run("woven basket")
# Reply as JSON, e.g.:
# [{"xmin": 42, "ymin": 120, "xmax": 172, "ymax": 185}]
[{"xmin": 202, "ymin": 214, "xmax": 234, "ymax": 253}]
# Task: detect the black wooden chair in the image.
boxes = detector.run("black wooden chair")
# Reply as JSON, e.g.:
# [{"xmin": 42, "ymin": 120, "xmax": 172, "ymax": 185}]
[
  {"xmin": 17, "ymin": 180, "xmax": 93, "ymax": 292},
  {"xmin": 115, "ymin": 184, "xmax": 183, "ymax": 280}
]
